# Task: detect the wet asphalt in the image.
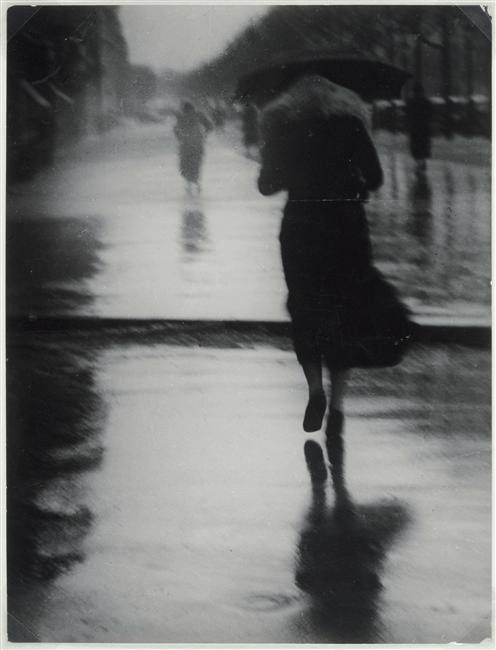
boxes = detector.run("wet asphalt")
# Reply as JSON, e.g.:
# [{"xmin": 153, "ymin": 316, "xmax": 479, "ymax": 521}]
[
  {"xmin": 6, "ymin": 120, "xmax": 490, "ymax": 323},
  {"xmin": 6, "ymin": 119, "xmax": 492, "ymax": 644},
  {"xmin": 7, "ymin": 335, "xmax": 491, "ymax": 643}
]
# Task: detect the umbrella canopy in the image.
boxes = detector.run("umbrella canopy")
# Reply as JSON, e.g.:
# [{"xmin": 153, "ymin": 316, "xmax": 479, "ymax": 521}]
[
  {"xmin": 235, "ymin": 51, "xmax": 411, "ymax": 106},
  {"xmin": 260, "ymin": 75, "xmax": 371, "ymax": 135}
]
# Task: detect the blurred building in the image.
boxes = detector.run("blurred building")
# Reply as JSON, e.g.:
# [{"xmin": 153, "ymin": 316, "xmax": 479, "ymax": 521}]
[
  {"xmin": 7, "ymin": 6, "xmax": 130, "ymax": 182},
  {"xmin": 123, "ymin": 64, "xmax": 159, "ymax": 118}
]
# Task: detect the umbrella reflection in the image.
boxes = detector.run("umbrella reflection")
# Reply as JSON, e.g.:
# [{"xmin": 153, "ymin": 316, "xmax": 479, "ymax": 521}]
[{"xmin": 295, "ymin": 431, "xmax": 409, "ymax": 643}]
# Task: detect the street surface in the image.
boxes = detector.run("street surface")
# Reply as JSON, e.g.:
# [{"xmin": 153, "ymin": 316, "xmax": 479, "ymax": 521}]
[
  {"xmin": 6, "ymin": 118, "xmax": 491, "ymax": 644},
  {"xmin": 7, "ymin": 334, "xmax": 491, "ymax": 644},
  {"xmin": 6, "ymin": 119, "xmax": 491, "ymax": 324}
]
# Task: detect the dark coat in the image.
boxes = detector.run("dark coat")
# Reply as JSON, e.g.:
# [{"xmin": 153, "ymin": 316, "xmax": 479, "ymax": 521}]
[
  {"xmin": 407, "ymin": 95, "xmax": 432, "ymax": 161},
  {"xmin": 258, "ymin": 115, "xmax": 383, "ymax": 201},
  {"xmin": 174, "ymin": 108, "xmax": 212, "ymax": 183},
  {"xmin": 257, "ymin": 75, "xmax": 382, "ymax": 201}
]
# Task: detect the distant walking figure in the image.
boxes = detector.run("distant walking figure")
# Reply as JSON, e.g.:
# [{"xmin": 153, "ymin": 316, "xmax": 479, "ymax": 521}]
[
  {"xmin": 407, "ymin": 83, "xmax": 432, "ymax": 175},
  {"xmin": 174, "ymin": 101, "xmax": 211, "ymax": 193},
  {"xmin": 257, "ymin": 75, "xmax": 412, "ymax": 438}
]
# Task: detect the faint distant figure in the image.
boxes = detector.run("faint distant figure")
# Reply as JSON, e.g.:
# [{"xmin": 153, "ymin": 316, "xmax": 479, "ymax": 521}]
[
  {"xmin": 407, "ymin": 83, "xmax": 432, "ymax": 175},
  {"xmin": 242, "ymin": 103, "xmax": 259, "ymax": 158},
  {"xmin": 174, "ymin": 101, "xmax": 212, "ymax": 194}
]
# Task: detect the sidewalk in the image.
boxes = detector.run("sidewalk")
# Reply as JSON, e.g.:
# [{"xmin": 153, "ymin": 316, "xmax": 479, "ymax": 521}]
[
  {"xmin": 6, "ymin": 120, "xmax": 491, "ymax": 334},
  {"xmin": 7, "ymin": 332, "xmax": 491, "ymax": 644}
]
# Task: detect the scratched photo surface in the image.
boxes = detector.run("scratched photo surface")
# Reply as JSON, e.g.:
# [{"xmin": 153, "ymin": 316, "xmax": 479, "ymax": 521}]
[{"xmin": 5, "ymin": 4, "xmax": 491, "ymax": 644}]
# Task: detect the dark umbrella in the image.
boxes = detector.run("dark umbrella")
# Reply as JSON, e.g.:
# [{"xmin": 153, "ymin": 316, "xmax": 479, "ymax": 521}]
[{"xmin": 235, "ymin": 51, "xmax": 411, "ymax": 106}]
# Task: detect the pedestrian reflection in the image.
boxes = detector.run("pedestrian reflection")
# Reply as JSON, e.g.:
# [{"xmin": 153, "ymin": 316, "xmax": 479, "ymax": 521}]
[
  {"xmin": 180, "ymin": 198, "xmax": 208, "ymax": 255},
  {"xmin": 407, "ymin": 171, "xmax": 432, "ymax": 246},
  {"xmin": 295, "ymin": 433, "xmax": 409, "ymax": 643},
  {"xmin": 442, "ymin": 166, "xmax": 455, "ymax": 254},
  {"xmin": 440, "ymin": 166, "xmax": 456, "ymax": 299},
  {"xmin": 443, "ymin": 165, "xmax": 455, "ymax": 199},
  {"xmin": 389, "ymin": 148, "xmax": 399, "ymax": 202}
]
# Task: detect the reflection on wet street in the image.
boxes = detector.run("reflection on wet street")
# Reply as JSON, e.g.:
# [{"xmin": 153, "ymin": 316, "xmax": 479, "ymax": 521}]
[
  {"xmin": 7, "ymin": 340, "xmax": 105, "ymax": 641},
  {"xmin": 181, "ymin": 200, "xmax": 209, "ymax": 256},
  {"xmin": 6, "ymin": 217, "xmax": 104, "ymax": 317},
  {"xmin": 296, "ymin": 438, "xmax": 409, "ymax": 643},
  {"xmin": 6, "ymin": 124, "xmax": 490, "ymax": 321},
  {"xmin": 6, "ymin": 121, "xmax": 491, "ymax": 644},
  {"xmin": 368, "ymin": 136, "xmax": 490, "ymax": 319},
  {"xmin": 7, "ymin": 334, "xmax": 490, "ymax": 643}
]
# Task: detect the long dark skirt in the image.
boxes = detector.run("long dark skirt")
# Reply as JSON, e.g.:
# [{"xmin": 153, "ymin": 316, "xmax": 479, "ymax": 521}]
[{"xmin": 280, "ymin": 200, "xmax": 413, "ymax": 370}]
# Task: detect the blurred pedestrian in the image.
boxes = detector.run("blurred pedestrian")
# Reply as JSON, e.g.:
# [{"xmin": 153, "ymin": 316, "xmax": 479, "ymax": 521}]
[
  {"xmin": 407, "ymin": 83, "xmax": 432, "ymax": 175},
  {"xmin": 174, "ymin": 101, "xmax": 212, "ymax": 194},
  {"xmin": 257, "ymin": 75, "xmax": 412, "ymax": 438}
]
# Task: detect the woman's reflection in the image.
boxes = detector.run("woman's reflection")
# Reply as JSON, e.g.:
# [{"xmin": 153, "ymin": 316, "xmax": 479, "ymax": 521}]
[{"xmin": 295, "ymin": 428, "xmax": 409, "ymax": 643}]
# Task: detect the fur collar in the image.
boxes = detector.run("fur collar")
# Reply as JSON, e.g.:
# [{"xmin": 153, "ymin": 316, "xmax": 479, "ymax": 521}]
[{"xmin": 260, "ymin": 75, "xmax": 370, "ymax": 134}]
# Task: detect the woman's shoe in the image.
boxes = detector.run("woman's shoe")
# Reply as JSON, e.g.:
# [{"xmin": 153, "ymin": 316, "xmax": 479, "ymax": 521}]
[{"xmin": 303, "ymin": 391, "xmax": 327, "ymax": 432}]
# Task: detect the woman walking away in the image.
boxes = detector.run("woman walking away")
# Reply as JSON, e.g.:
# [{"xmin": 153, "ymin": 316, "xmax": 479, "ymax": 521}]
[
  {"xmin": 257, "ymin": 75, "xmax": 412, "ymax": 440},
  {"xmin": 174, "ymin": 101, "xmax": 212, "ymax": 194}
]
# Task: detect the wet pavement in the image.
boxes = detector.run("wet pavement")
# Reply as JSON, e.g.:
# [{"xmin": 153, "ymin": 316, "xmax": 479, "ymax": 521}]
[
  {"xmin": 7, "ymin": 333, "xmax": 491, "ymax": 643},
  {"xmin": 6, "ymin": 120, "xmax": 491, "ymax": 324},
  {"xmin": 6, "ymin": 120, "xmax": 492, "ymax": 643}
]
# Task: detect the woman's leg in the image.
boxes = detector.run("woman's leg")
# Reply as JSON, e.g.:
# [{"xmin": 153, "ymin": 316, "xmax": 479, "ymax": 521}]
[
  {"xmin": 280, "ymin": 215, "xmax": 327, "ymax": 432},
  {"xmin": 325, "ymin": 367, "xmax": 349, "ymax": 479},
  {"xmin": 302, "ymin": 359, "xmax": 327, "ymax": 433},
  {"xmin": 302, "ymin": 360, "xmax": 324, "ymax": 396},
  {"xmin": 324, "ymin": 367, "xmax": 349, "ymax": 442},
  {"xmin": 292, "ymin": 315, "xmax": 327, "ymax": 432},
  {"xmin": 329, "ymin": 368, "xmax": 349, "ymax": 413}
]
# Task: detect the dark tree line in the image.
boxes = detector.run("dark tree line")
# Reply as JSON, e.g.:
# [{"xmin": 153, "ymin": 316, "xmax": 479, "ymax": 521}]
[{"xmin": 180, "ymin": 4, "xmax": 491, "ymax": 125}]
